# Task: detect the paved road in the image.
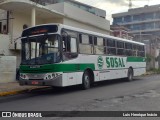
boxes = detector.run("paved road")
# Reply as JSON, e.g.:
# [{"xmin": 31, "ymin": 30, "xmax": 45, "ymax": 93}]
[{"xmin": 0, "ymin": 74, "xmax": 160, "ymax": 120}]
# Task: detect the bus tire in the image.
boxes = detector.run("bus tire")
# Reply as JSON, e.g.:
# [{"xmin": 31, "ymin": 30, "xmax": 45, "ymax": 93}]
[
  {"xmin": 81, "ymin": 71, "xmax": 91, "ymax": 90},
  {"xmin": 127, "ymin": 68, "xmax": 133, "ymax": 81}
]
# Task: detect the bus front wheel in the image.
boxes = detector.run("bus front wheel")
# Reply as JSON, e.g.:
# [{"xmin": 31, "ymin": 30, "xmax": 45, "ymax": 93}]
[
  {"xmin": 127, "ymin": 68, "xmax": 133, "ymax": 81},
  {"xmin": 81, "ymin": 71, "xmax": 91, "ymax": 90}
]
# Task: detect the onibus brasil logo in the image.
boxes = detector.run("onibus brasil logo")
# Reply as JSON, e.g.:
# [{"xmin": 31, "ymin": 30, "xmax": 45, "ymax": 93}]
[{"xmin": 97, "ymin": 56, "xmax": 104, "ymax": 69}]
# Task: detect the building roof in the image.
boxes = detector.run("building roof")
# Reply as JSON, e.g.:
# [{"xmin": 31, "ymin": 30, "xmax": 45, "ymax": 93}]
[
  {"xmin": 0, "ymin": 0, "xmax": 64, "ymax": 19},
  {"xmin": 112, "ymin": 4, "xmax": 160, "ymax": 17},
  {"xmin": 73, "ymin": 0, "xmax": 106, "ymax": 12},
  {"xmin": 0, "ymin": 0, "xmax": 110, "ymax": 34}
]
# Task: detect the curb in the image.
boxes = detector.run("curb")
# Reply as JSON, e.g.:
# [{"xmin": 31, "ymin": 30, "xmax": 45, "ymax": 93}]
[
  {"xmin": 0, "ymin": 89, "xmax": 29, "ymax": 97},
  {"xmin": 0, "ymin": 87, "xmax": 49, "ymax": 97}
]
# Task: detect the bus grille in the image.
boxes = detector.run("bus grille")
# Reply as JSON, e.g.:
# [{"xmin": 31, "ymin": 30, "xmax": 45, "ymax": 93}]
[{"xmin": 27, "ymin": 73, "xmax": 45, "ymax": 80}]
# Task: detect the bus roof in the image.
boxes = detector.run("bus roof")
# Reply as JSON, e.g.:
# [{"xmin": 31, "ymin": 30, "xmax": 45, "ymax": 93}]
[
  {"xmin": 23, "ymin": 23, "xmax": 145, "ymax": 46},
  {"xmin": 60, "ymin": 24, "xmax": 145, "ymax": 46}
]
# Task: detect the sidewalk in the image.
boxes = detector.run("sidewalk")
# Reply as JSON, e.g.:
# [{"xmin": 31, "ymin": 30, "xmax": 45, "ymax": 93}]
[{"xmin": 0, "ymin": 82, "xmax": 47, "ymax": 97}]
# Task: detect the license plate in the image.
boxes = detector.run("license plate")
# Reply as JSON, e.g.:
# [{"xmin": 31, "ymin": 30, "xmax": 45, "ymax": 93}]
[{"xmin": 31, "ymin": 81, "xmax": 39, "ymax": 85}]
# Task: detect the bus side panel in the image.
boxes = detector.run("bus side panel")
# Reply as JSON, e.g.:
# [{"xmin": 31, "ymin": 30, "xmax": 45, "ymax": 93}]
[
  {"xmin": 93, "ymin": 71, "xmax": 100, "ymax": 82},
  {"xmin": 134, "ymin": 68, "xmax": 146, "ymax": 76},
  {"xmin": 62, "ymin": 72, "xmax": 83, "ymax": 87},
  {"xmin": 62, "ymin": 73, "xmax": 68, "ymax": 87},
  {"xmin": 67, "ymin": 73, "xmax": 77, "ymax": 85},
  {"xmin": 126, "ymin": 61, "xmax": 146, "ymax": 76},
  {"xmin": 75, "ymin": 72, "xmax": 83, "ymax": 85},
  {"xmin": 99, "ymin": 69, "xmax": 128, "ymax": 81}
]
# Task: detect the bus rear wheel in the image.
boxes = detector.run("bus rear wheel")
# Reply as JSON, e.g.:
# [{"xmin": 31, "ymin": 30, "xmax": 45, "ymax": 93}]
[
  {"xmin": 81, "ymin": 71, "xmax": 91, "ymax": 90},
  {"xmin": 127, "ymin": 68, "xmax": 133, "ymax": 81}
]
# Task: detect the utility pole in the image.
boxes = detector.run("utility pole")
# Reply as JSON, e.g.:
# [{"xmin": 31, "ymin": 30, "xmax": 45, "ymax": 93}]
[
  {"xmin": 129, "ymin": 0, "xmax": 132, "ymax": 9},
  {"xmin": 127, "ymin": 0, "xmax": 149, "ymax": 9}
]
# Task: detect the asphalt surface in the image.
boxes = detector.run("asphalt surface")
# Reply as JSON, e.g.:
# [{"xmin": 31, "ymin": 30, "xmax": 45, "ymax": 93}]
[{"xmin": 0, "ymin": 74, "xmax": 160, "ymax": 120}]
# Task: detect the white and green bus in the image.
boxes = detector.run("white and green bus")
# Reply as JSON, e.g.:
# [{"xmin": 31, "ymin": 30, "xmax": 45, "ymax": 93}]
[{"xmin": 19, "ymin": 23, "xmax": 146, "ymax": 89}]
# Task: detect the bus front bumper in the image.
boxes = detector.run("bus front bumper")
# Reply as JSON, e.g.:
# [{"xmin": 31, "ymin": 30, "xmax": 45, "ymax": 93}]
[{"xmin": 19, "ymin": 75, "xmax": 63, "ymax": 87}]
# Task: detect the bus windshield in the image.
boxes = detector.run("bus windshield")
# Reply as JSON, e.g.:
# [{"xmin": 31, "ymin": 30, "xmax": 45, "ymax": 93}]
[{"xmin": 21, "ymin": 34, "xmax": 61, "ymax": 65}]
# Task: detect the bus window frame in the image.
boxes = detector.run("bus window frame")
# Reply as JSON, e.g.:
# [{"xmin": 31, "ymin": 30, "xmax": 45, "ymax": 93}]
[
  {"xmin": 125, "ymin": 42, "xmax": 133, "ymax": 56},
  {"xmin": 61, "ymin": 28, "xmax": 146, "ymax": 58},
  {"xmin": 107, "ymin": 38, "xmax": 117, "ymax": 55},
  {"xmin": 79, "ymin": 33, "xmax": 94, "ymax": 54},
  {"xmin": 61, "ymin": 29, "xmax": 79, "ymax": 61},
  {"xmin": 116, "ymin": 40, "xmax": 125, "ymax": 56},
  {"xmin": 94, "ymin": 36, "xmax": 105, "ymax": 55}
]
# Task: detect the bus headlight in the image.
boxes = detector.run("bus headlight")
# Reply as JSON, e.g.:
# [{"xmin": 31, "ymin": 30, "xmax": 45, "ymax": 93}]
[
  {"xmin": 44, "ymin": 73, "xmax": 60, "ymax": 80},
  {"xmin": 20, "ymin": 73, "xmax": 29, "ymax": 80},
  {"xmin": 44, "ymin": 73, "xmax": 53, "ymax": 80}
]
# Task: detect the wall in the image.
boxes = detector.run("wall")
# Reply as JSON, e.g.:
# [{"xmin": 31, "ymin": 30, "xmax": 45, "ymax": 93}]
[
  {"xmin": 44, "ymin": 18, "xmax": 63, "ymax": 24},
  {"xmin": 0, "ymin": 34, "xmax": 11, "ymax": 55},
  {"xmin": 0, "ymin": 9, "xmax": 7, "ymax": 33},
  {"xmin": 47, "ymin": 2, "xmax": 110, "ymax": 34},
  {"xmin": 0, "ymin": 56, "xmax": 16, "ymax": 83},
  {"xmin": 11, "ymin": 12, "xmax": 31, "ymax": 41},
  {"xmin": 11, "ymin": 12, "xmax": 52, "ymax": 45},
  {"xmin": 63, "ymin": 17, "xmax": 109, "ymax": 34},
  {"xmin": 10, "ymin": 12, "xmax": 51, "ymax": 67},
  {"xmin": 0, "ymin": 34, "xmax": 20, "ymax": 68},
  {"xmin": 64, "ymin": 3, "xmax": 110, "ymax": 34}
]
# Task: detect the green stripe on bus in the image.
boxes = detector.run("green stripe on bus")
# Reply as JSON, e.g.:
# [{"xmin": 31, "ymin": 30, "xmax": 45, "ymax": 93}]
[
  {"xmin": 20, "ymin": 64, "xmax": 95, "ymax": 73},
  {"xmin": 127, "ymin": 57, "xmax": 146, "ymax": 62}
]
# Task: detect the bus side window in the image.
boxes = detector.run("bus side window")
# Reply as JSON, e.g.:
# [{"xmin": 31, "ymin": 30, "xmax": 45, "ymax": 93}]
[
  {"xmin": 107, "ymin": 39, "xmax": 116, "ymax": 55},
  {"xmin": 89, "ymin": 36, "xmax": 93, "ymax": 44},
  {"xmin": 62, "ymin": 36, "xmax": 70, "ymax": 52},
  {"xmin": 117, "ymin": 41, "xmax": 124, "ymax": 56},
  {"xmin": 79, "ymin": 34, "xmax": 93, "ymax": 54},
  {"xmin": 138, "ymin": 45, "xmax": 145, "ymax": 57},
  {"xmin": 125, "ymin": 42, "xmax": 133, "ymax": 56},
  {"xmin": 133, "ymin": 44, "xmax": 138, "ymax": 56},
  {"xmin": 104, "ymin": 38, "xmax": 107, "ymax": 54},
  {"xmin": 70, "ymin": 37, "xmax": 77, "ymax": 53},
  {"xmin": 79, "ymin": 34, "xmax": 82, "ymax": 43},
  {"xmin": 63, "ymin": 36, "xmax": 78, "ymax": 60},
  {"xmin": 94, "ymin": 37, "xmax": 105, "ymax": 55},
  {"xmin": 94, "ymin": 37, "xmax": 97, "ymax": 45}
]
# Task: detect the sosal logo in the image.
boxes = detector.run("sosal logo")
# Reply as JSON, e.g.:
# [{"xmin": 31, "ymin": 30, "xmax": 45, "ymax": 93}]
[
  {"xmin": 106, "ymin": 57, "xmax": 125, "ymax": 68},
  {"xmin": 97, "ymin": 56, "xmax": 104, "ymax": 69}
]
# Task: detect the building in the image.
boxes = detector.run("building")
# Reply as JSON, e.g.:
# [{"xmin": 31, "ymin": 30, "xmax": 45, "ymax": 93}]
[
  {"xmin": 32, "ymin": 0, "xmax": 106, "ymax": 18},
  {"xmin": 0, "ymin": 9, "xmax": 7, "ymax": 34},
  {"xmin": 112, "ymin": 5, "xmax": 160, "ymax": 69},
  {"xmin": 0, "ymin": 0, "xmax": 110, "ymax": 82},
  {"xmin": 112, "ymin": 5, "xmax": 160, "ymax": 36},
  {"xmin": 110, "ymin": 25, "xmax": 133, "ymax": 40}
]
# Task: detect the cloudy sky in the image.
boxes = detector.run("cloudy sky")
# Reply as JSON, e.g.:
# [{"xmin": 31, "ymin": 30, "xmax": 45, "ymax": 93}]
[{"xmin": 76, "ymin": 0, "xmax": 160, "ymax": 23}]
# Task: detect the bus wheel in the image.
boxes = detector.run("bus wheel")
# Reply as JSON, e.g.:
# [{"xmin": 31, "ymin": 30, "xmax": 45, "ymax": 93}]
[
  {"xmin": 82, "ymin": 71, "xmax": 91, "ymax": 90},
  {"xmin": 127, "ymin": 68, "xmax": 133, "ymax": 81}
]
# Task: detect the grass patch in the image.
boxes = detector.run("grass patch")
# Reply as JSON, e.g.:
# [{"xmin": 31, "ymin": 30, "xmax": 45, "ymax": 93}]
[
  {"xmin": 141, "ymin": 68, "xmax": 160, "ymax": 76},
  {"xmin": 147, "ymin": 68, "xmax": 160, "ymax": 74}
]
